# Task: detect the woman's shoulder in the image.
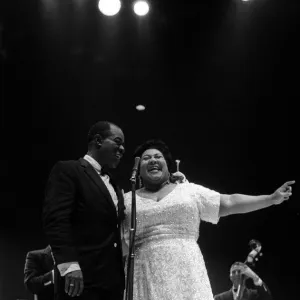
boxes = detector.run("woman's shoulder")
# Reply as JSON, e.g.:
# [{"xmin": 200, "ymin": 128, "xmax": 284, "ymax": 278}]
[
  {"xmin": 124, "ymin": 189, "xmax": 146, "ymax": 207},
  {"xmin": 124, "ymin": 188, "xmax": 145, "ymax": 199},
  {"xmin": 124, "ymin": 191, "xmax": 132, "ymax": 198},
  {"xmin": 124, "ymin": 190, "xmax": 140, "ymax": 203},
  {"xmin": 176, "ymin": 181, "xmax": 195, "ymax": 190},
  {"xmin": 177, "ymin": 181, "xmax": 216, "ymax": 196},
  {"xmin": 179, "ymin": 181, "xmax": 211, "ymax": 189}
]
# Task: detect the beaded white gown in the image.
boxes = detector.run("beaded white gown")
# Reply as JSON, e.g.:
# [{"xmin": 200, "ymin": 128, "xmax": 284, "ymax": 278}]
[{"xmin": 123, "ymin": 182, "xmax": 220, "ymax": 300}]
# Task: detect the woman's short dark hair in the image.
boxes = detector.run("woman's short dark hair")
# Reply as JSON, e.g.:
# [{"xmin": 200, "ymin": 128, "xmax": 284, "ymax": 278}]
[{"xmin": 133, "ymin": 139, "xmax": 174, "ymax": 172}]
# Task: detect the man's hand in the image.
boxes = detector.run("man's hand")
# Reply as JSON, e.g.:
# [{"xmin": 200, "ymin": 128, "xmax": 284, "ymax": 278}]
[
  {"xmin": 65, "ymin": 270, "xmax": 84, "ymax": 297},
  {"xmin": 232, "ymin": 263, "xmax": 261, "ymax": 284},
  {"xmin": 242, "ymin": 265, "xmax": 258, "ymax": 281},
  {"xmin": 171, "ymin": 171, "xmax": 187, "ymax": 183}
]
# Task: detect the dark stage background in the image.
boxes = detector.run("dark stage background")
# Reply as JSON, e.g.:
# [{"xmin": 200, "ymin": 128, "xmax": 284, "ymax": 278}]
[{"xmin": 0, "ymin": 0, "xmax": 299, "ymax": 299}]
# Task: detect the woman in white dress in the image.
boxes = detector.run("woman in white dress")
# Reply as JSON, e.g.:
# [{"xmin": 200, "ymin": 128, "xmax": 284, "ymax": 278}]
[{"xmin": 123, "ymin": 139, "xmax": 294, "ymax": 300}]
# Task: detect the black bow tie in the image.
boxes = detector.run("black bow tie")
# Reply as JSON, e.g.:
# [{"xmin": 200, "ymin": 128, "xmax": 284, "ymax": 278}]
[
  {"xmin": 99, "ymin": 169, "xmax": 107, "ymax": 176},
  {"xmin": 100, "ymin": 168, "xmax": 111, "ymax": 178}
]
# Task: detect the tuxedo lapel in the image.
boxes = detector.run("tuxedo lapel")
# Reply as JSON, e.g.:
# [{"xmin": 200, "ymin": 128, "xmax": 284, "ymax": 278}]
[
  {"xmin": 79, "ymin": 158, "xmax": 117, "ymax": 213},
  {"xmin": 110, "ymin": 179, "xmax": 125, "ymax": 222}
]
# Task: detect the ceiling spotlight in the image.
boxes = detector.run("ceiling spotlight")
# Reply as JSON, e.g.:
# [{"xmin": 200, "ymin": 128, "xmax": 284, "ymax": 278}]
[
  {"xmin": 133, "ymin": 1, "xmax": 150, "ymax": 16},
  {"xmin": 136, "ymin": 104, "xmax": 146, "ymax": 111},
  {"xmin": 98, "ymin": 0, "xmax": 121, "ymax": 16}
]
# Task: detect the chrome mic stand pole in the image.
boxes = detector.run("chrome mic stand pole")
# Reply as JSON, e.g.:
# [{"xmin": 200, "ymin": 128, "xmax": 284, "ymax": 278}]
[{"xmin": 125, "ymin": 157, "xmax": 140, "ymax": 300}]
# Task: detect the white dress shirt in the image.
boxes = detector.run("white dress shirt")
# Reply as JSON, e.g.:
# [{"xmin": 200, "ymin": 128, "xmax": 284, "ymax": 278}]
[{"xmin": 84, "ymin": 154, "xmax": 118, "ymax": 210}]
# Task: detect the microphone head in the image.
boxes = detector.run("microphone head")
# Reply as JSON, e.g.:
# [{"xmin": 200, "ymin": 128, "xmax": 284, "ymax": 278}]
[
  {"xmin": 133, "ymin": 157, "xmax": 141, "ymax": 170},
  {"xmin": 130, "ymin": 157, "xmax": 141, "ymax": 182}
]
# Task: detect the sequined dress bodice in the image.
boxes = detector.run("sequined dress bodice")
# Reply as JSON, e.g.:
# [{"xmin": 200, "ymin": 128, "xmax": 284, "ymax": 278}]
[{"xmin": 124, "ymin": 182, "xmax": 220, "ymax": 300}]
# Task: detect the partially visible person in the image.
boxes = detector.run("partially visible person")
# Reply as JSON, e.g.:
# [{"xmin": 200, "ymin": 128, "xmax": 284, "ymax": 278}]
[
  {"xmin": 214, "ymin": 262, "xmax": 272, "ymax": 300},
  {"xmin": 24, "ymin": 245, "xmax": 55, "ymax": 300},
  {"xmin": 43, "ymin": 121, "xmax": 126, "ymax": 300},
  {"xmin": 122, "ymin": 139, "xmax": 294, "ymax": 300}
]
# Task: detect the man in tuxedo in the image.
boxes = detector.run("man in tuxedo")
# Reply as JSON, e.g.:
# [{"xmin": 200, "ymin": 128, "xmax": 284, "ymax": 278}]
[
  {"xmin": 214, "ymin": 262, "xmax": 272, "ymax": 300},
  {"xmin": 43, "ymin": 121, "xmax": 126, "ymax": 300},
  {"xmin": 24, "ymin": 245, "xmax": 55, "ymax": 300}
]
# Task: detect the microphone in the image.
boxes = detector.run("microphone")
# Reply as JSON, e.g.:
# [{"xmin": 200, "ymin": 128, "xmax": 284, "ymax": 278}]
[{"xmin": 130, "ymin": 157, "xmax": 140, "ymax": 182}]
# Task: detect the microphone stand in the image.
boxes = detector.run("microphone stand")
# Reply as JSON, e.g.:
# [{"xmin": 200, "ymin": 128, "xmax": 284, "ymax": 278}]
[{"xmin": 125, "ymin": 175, "xmax": 138, "ymax": 300}]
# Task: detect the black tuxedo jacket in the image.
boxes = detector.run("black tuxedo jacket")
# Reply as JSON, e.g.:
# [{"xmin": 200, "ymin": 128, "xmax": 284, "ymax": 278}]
[
  {"xmin": 214, "ymin": 283, "xmax": 272, "ymax": 300},
  {"xmin": 24, "ymin": 245, "xmax": 54, "ymax": 300},
  {"xmin": 43, "ymin": 158, "xmax": 125, "ymax": 291}
]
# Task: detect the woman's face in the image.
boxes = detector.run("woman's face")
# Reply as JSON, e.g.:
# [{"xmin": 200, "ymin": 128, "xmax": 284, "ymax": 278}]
[{"xmin": 139, "ymin": 148, "xmax": 169, "ymax": 184}]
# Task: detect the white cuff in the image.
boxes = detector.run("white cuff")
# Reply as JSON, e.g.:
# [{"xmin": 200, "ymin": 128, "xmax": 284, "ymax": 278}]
[{"xmin": 57, "ymin": 262, "xmax": 81, "ymax": 276}]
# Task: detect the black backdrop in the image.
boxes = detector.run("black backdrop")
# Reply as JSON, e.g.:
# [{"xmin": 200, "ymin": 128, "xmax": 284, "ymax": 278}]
[{"xmin": 1, "ymin": 0, "xmax": 299, "ymax": 299}]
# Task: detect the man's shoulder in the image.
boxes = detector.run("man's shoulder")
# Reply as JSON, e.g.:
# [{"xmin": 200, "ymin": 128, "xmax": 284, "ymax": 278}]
[
  {"xmin": 55, "ymin": 159, "xmax": 80, "ymax": 167},
  {"xmin": 214, "ymin": 289, "xmax": 232, "ymax": 300},
  {"xmin": 51, "ymin": 159, "xmax": 82, "ymax": 171},
  {"xmin": 46, "ymin": 160, "xmax": 83, "ymax": 180}
]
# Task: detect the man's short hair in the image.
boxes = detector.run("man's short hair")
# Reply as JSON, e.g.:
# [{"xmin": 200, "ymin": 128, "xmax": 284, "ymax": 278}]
[
  {"xmin": 87, "ymin": 121, "xmax": 119, "ymax": 144},
  {"xmin": 230, "ymin": 262, "xmax": 243, "ymax": 273}
]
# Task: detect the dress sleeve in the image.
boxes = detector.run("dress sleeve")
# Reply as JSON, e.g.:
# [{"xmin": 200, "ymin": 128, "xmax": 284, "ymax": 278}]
[{"xmin": 188, "ymin": 182, "xmax": 220, "ymax": 224}]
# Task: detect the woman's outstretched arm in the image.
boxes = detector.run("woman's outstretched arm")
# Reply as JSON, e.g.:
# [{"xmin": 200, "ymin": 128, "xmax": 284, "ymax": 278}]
[{"xmin": 219, "ymin": 180, "xmax": 295, "ymax": 217}]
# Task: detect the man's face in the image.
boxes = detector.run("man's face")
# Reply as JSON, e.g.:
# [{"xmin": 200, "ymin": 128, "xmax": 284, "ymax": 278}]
[
  {"xmin": 100, "ymin": 125, "xmax": 125, "ymax": 168},
  {"xmin": 230, "ymin": 265, "xmax": 242, "ymax": 288}
]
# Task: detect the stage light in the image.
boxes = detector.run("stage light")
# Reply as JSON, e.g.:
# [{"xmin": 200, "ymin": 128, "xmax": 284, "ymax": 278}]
[
  {"xmin": 136, "ymin": 104, "xmax": 146, "ymax": 111},
  {"xmin": 133, "ymin": 1, "xmax": 150, "ymax": 16},
  {"xmin": 98, "ymin": 0, "xmax": 121, "ymax": 16}
]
